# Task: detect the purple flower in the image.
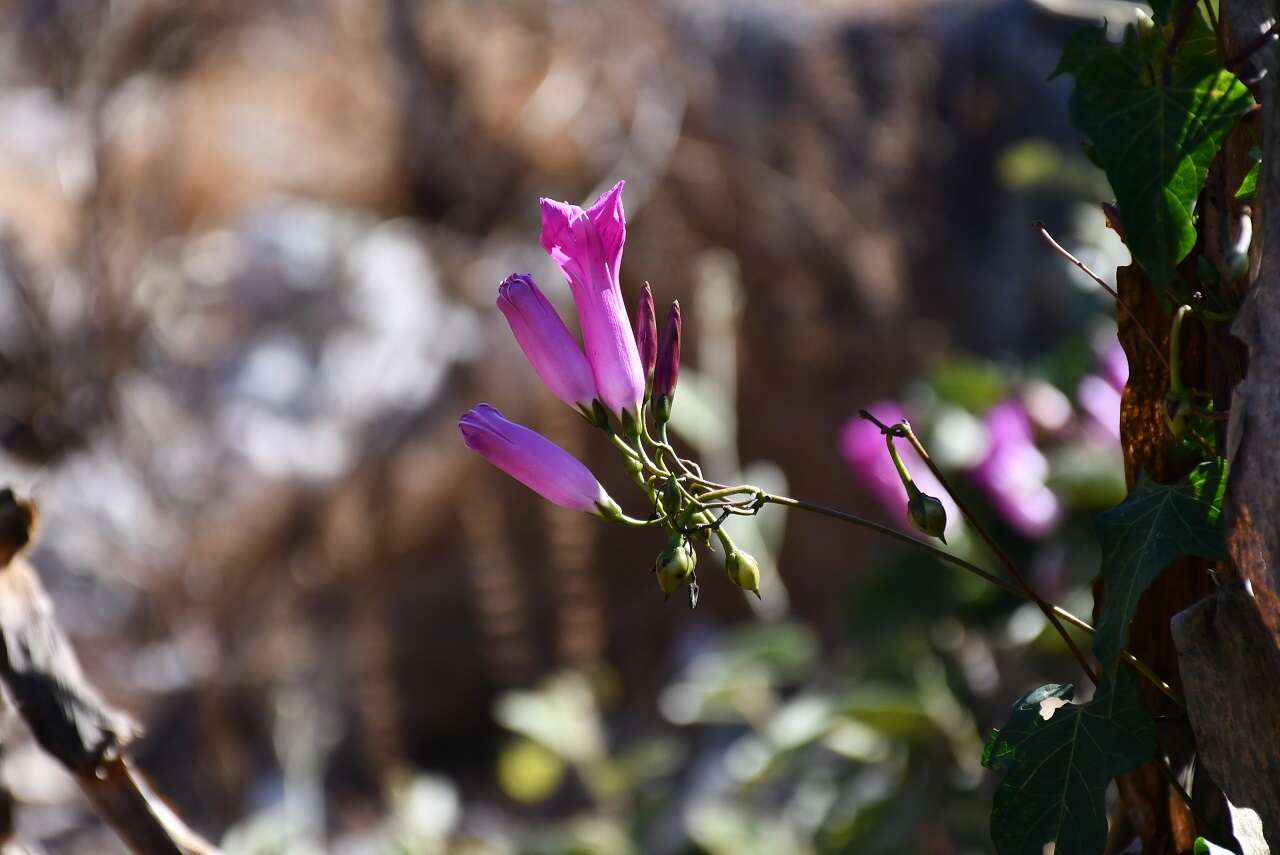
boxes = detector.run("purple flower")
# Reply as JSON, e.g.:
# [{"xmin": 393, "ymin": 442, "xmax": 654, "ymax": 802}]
[
  {"xmin": 635, "ymin": 283, "xmax": 657, "ymax": 381},
  {"xmin": 540, "ymin": 181, "xmax": 645, "ymax": 422},
  {"xmin": 653, "ymin": 301, "xmax": 681, "ymax": 422},
  {"xmin": 839, "ymin": 402, "xmax": 957, "ymax": 539},
  {"xmin": 968, "ymin": 401, "xmax": 1060, "ymax": 538},
  {"xmin": 459, "ymin": 404, "xmax": 617, "ymax": 516},
  {"xmin": 1078, "ymin": 341, "xmax": 1127, "ymax": 442},
  {"xmin": 1078, "ymin": 374, "xmax": 1122, "ymax": 442},
  {"xmin": 1099, "ymin": 341, "xmax": 1129, "ymax": 392},
  {"xmin": 497, "ymin": 273, "xmax": 598, "ymax": 414}
]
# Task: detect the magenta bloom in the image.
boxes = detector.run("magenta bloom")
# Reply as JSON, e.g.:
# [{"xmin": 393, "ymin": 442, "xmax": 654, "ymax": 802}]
[
  {"xmin": 540, "ymin": 181, "xmax": 645, "ymax": 421},
  {"xmin": 968, "ymin": 401, "xmax": 1060, "ymax": 538},
  {"xmin": 1099, "ymin": 341, "xmax": 1129, "ymax": 392},
  {"xmin": 1079, "ymin": 341, "xmax": 1127, "ymax": 442},
  {"xmin": 497, "ymin": 273, "xmax": 598, "ymax": 414},
  {"xmin": 1078, "ymin": 374, "xmax": 1122, "ymax": 441},
  {"xmin": 460, "ymin": 405, "xmax": 618, "ymax": 515},
  {"xmin": 654, "ymin": 301, "xmax": 681, "ymax": 403},
  {"xmin": 635, "ymin": 283, "xmax": 657, "ymax": 381}
]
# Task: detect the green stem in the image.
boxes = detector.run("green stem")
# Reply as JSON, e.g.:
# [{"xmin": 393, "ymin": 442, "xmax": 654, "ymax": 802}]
[
  {"xmin": 886, "ymin": 436, "xmax": 915, "ymax": 490},
  {"xmin": 1169, "ymin": 304, "xmax": 1190, "ymax": 398},
  {"xmin": 895, "ymin": 422, "xmax": 1101, "ymax": 688},
  {"xmin": 761, "ymin": 493, "xmax": 1181, "ymax": 706},
  {"xmin": 695, "ymin": 485, "xmax": 760, "ymax": 504}
]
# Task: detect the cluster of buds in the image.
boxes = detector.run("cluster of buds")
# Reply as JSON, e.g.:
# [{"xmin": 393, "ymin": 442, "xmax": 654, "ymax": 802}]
[{"xmin": 459, "ymin": 181, "xmax": 763, "ymax": 606}]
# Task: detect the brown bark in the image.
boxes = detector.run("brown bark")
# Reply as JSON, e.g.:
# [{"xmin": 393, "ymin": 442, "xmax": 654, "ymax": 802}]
[
  {"xmin": 1106, "ymin": 264, "xmax": 1223, "ymax": 854},
  {"xmin": 1164, "ymin": 2, "xmax": 1280, "ymax": 849}
]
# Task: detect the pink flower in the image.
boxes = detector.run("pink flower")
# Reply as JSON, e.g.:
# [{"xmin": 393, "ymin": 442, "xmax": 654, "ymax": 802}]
[
  {"xmin": 653, "ymin": 301, "xmax": 681, "ymax": 422},
  {"xmin": 1078, "ymin": 374, "xmax": 1122, "ymax": 441},
  {"xmin": 540, "ymin": 181, "xmax": 645, "ymax": 422},
  {"xmin": 1079, "ymin": 341, "xmax": 1127, "ymax": 442},
  {"xmin": 635, "ymin": 283, "xmax": 657, "ymax": 381},
  {"xmin": 1099, "ymin": 341, "xmax": 1129, "ymax": 392},
  {"xmin": 460, "ymin": 405, "xmax": 618, "ymax": 515},
  {"xmin": 497, "ymin": 273, "xmax": 598, "ymax": 414},
  {"xmin": 968, "ymin": 401, "xmax": 1060, "ymax": 538}
]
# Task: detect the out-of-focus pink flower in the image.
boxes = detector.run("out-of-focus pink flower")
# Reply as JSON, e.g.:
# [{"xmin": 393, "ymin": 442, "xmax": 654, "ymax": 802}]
[
  {"xmin": 497, "ymin": 274, "xmax": 598, "ymax": 413},
  {"xmin": 539, "ymin": 181, "xmax": 645, "ymax": 421},
  {"xmin": 1078, "ymin": 374, "xmax": 1122, "ymax": 441},
  {"xmin": 459, "ymin": 404, "xmax": 616, "ymax": 515},
  {"xmin": 1099, "ymin": 341, "xmax": 1129, "ymax": 392},
  {"xmin": 635, "ymin": 283, "xmax": 657, "ymax": 381},
  {"xmin": 839, "ymin": 402, "xmax": 958, "ymax": 540},
  {"xmin": 1078, "ymin": 340, "xmax": 1127, "ymax": 442},
  {"xmin": 968, "ymin": 401, "xmax": 1060, "ymax": 538}
]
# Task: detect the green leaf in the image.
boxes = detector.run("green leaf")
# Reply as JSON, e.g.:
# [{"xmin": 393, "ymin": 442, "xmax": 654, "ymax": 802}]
[
  {"xmin": 1195, "ymin": 838, "xmax": 1235, "ymax": 855},
  {"xmin": 1236, "ymin": 161, "xmax": 1259, "ymax": 201},
  {"xmin": 1053, "ymin": 26, "xmax": 1254, "ymax": 287},
  {"xmin": 983, "ymin": 668, "xmax": 1155, "ymax": 855},
  {"xmin": 1092, "ymin": 459, "xmax": 1229, "ymax": 670}
]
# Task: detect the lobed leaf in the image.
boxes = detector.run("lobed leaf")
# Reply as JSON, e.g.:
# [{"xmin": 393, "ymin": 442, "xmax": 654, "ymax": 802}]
[
  {"xmin": 1053, "ymin": 24, "xmax": 1253, "ymax": 288},
  {"xmin": 983, "ymin": 668, "xmax": 1155, "ymax": 855},
  {"xmin": 1092, "ymin": 458, "xmax": 1228, "ymax": 670}
]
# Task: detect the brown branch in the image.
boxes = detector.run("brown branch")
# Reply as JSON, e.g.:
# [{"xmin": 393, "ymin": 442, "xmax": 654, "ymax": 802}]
[{"xmin": 0, "ymin": 490, "xmax": 218, "ymax": 854}]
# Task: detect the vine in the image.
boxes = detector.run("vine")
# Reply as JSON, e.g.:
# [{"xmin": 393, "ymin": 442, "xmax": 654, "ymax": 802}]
[{"xmin": 460, "ymin": 5, "xmax": 1256, "ymax": 840}]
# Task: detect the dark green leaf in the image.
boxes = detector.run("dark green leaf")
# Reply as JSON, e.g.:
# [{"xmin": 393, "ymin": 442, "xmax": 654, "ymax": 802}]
[
  {"xmin": 983, "ymin": 668, "xmax": 1155, "ymax": 855},
  {"xmin": 1092, "ymin": 459, "xmax": 1229, "ymax": 670},
  {"xmin": 1053, "ymin": 26, "xmax": 1253, "ymax": 287},
  {"xmin": 1236, "ymin": 161, "xmax": 1259, "ymax": 201}
]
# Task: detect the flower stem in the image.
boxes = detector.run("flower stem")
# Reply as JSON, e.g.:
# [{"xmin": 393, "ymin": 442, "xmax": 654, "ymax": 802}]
[
  {"xmin": 892, "ymin": 420, "xmax": 1101, "ymax": 687},
  {"xmin": 760, "ymin": 493, "xmax": 1180, "ymax": 705}
]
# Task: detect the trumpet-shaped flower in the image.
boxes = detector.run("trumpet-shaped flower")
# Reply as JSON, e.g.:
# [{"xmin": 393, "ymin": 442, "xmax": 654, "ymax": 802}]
[
  {"xmin": 539, "ymin": 181, "xmax": 645, "ymax": 422},
  {"xmin": 497, "ymin": 273, "xmax": 598, "ymax": 414},
  {"xmin": 460, "ymin": 404, "xmax": 618, "ymax": 516}
]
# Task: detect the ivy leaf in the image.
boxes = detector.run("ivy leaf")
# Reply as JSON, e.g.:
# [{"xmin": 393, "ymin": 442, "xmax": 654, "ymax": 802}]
[
  {"xmin": 983, "ymin": 668, "xmax": 1155, "ymax": 855},
  {"xmin": 1092, "ymin": 459, "xmax": 1229, "ymax": 670},
  {"xmin": 1236, "ymin": 161, "xmax": 1259, "ymax": 201},
  {"xmin": 1053, "ymin": 26, "xmax": 1253, "ymax": 287}
]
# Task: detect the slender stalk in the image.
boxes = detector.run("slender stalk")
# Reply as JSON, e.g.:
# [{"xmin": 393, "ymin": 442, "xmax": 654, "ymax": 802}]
[
  {"xmin": 1034, "ymin": 222, "xmax": 1170, "ymax": 373},
  {"xmin": 761, "ymin": 494, "xmax": 1182, "ymax": 705},
  {"xmin": 694, "ymin": 485, "xmax": 760, "ymax": 503},
  {"xmin": 894, "ymin": 421, "xmax": 1101, "ymax": 686}
]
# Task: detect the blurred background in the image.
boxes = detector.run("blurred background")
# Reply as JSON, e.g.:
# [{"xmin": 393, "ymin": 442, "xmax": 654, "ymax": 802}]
[{"xmin": 0, "ymin": 0, "xmax": 1139, "ymax": 851}]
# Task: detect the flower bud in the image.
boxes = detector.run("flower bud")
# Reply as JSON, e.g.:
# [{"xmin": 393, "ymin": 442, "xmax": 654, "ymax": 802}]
[
  {"xmin": 654, "ymin": 536, "xmax": 696, "ymax": 597},
  {"xmin": 659, "ymin": 478, "xmax": 682, "ymax": 520},
  {"xmin": 725, "ymin": 550, "xmax": 761, "ymax": 598},
  {"xmin": 906, "ymin": 485, "xmax": 948, "ymax": 543},
  {"xmin": 635, "ymin": 284, "xmax": 657, "ymax": 382},
  {"xmin": 653, "ymin": 301, "xmax": 681, "ymax": 423},
  {"xmin": 460, "ymin": 404, "xmax": 616, "ymax": 515}
]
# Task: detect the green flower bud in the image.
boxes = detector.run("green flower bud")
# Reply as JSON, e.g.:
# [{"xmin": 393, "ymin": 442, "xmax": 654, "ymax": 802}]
[
  {"xmin": 725, "ymin": 550, "xmax": 761, "ymax": 598},
  {"xmin": 660, "ymin": 478, "xmax": 683, "ymax": 520},
  {"xmin": 654, "ymin": 536, "xmax": 697, "ymax": 597},
  {"xmin": 906, "ymin": 485, "xmax": 948, "ymax": 543}
]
